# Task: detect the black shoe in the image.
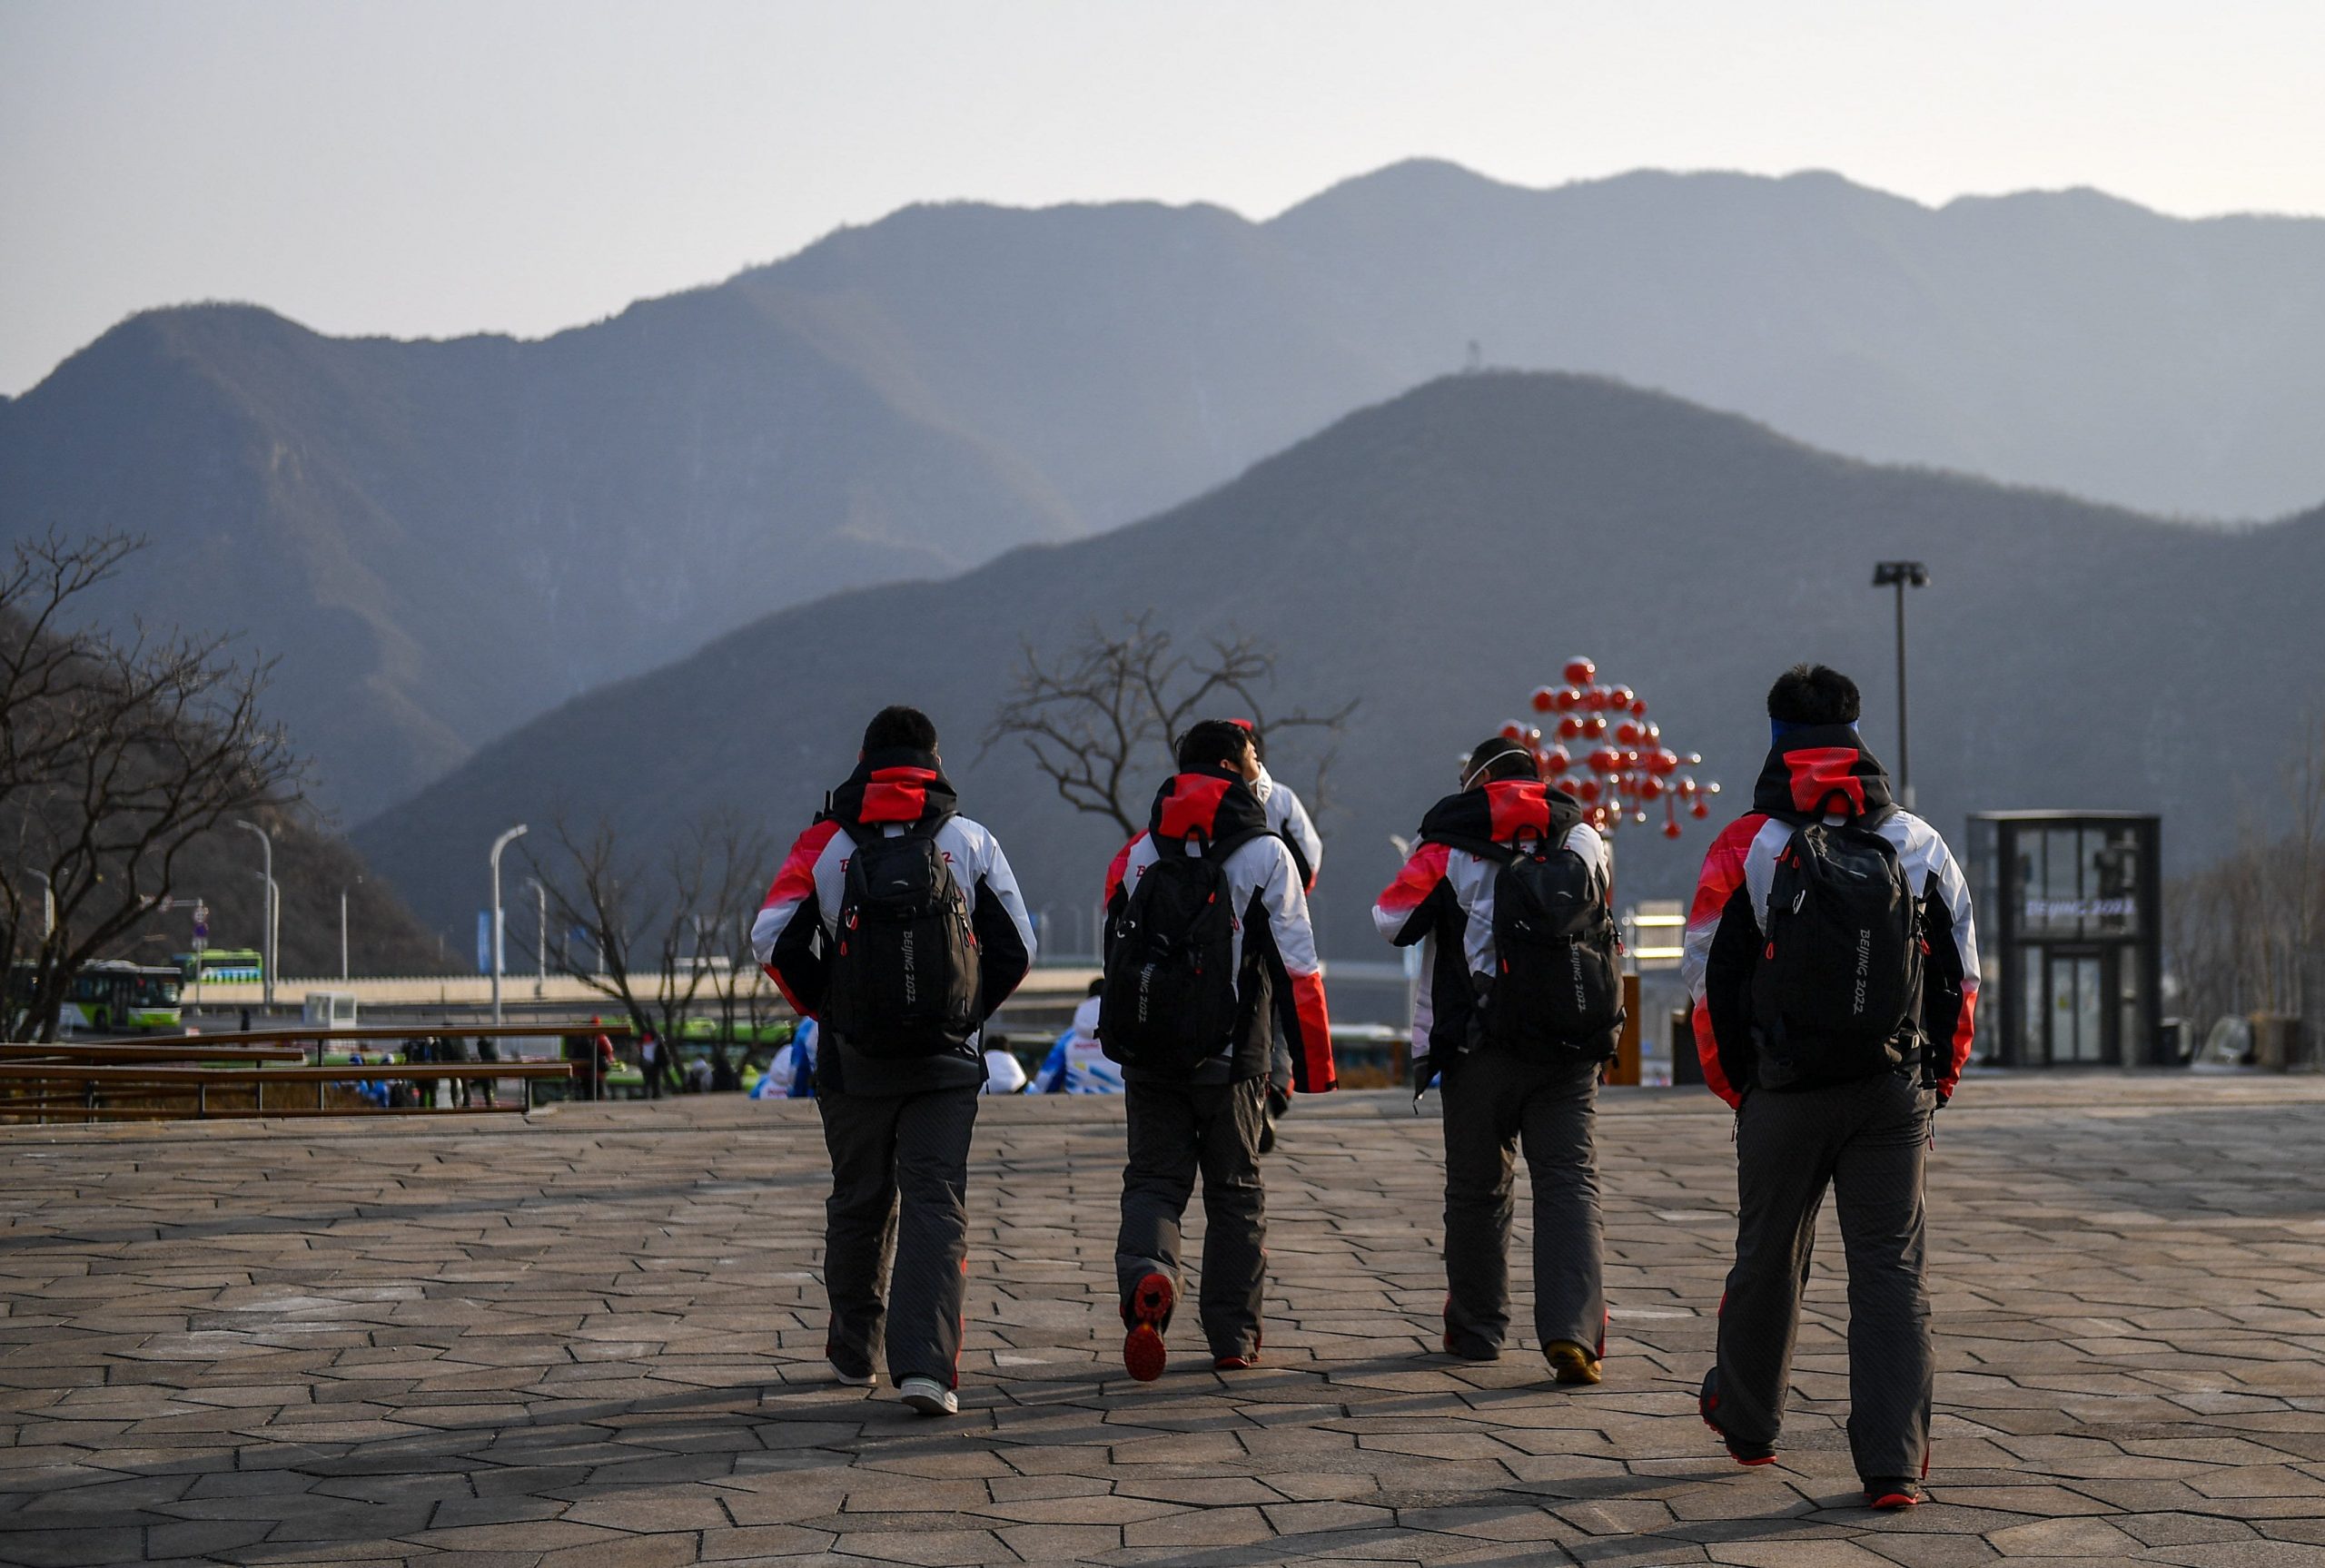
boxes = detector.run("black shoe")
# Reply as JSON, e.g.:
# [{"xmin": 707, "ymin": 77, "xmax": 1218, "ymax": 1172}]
[
  {"xmin": 1699, "ymin": 1367, "xmax": 1776, "ymax": 1465},
  {"xmin": 1265, "ymin": 1084, "xmax": 1291, "ymax": 1119}
]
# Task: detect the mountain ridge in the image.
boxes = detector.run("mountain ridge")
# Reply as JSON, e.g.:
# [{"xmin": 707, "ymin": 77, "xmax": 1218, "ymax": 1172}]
[
  {"xmin": 351, "ymin": 371, "xmax": 2325, "ymax": 961},
  {"xmin": 11, "ymin": 161, "xmax": 2323, "ymax": 826}
]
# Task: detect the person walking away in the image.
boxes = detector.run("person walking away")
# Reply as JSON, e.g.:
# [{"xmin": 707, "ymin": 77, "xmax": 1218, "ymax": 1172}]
[
  {"xmin": 1232, "ymin": 719, "xmax": 1323, "ymax": 1152},
  {"xmin": 752, "ymin": 705, "xmax": 1036, "ymax": 1416},
  {"xmin": 1682, "ymin": 664, "xmax": 1980, "ymax": 1510},
  {"xmin": 592, "ymin": 1021, "xmax": 615, "ymax": 1100},
  {"xmin": 640, "ymin": 1029, "xmax": 663, "ymax": 1098},
  {"xmin": 443, "ymin": 1032, "xmax": 477, "ymax": 1109},
  {"xmin": 474, "ymin": 1033, "xmax": 499, "ymax": 1108},
  {"xmin": 1372, "ymin": 734, "xmax": 1620, "ymax": 1385},
  {"xmin": 1101, "ymin": 720, "xmax": 1336, "ymax": 1382},
  {"xmin": 1033, "ymin": 980, "xmax": 1123, "ymax": 1093}
]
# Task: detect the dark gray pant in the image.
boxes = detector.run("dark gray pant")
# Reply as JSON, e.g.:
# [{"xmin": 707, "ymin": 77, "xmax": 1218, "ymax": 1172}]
[
  {"xmin": 1116, "ymin": 1077, "xmax": 1268, "ymax": 1359},
  {"xmin": 1440, "ymin": 1050, "xmax": 1606, "ymax": 1356},
  {"xmin": 1717, "ymin": 1071, "xmax": 1935, "ymax": 1481},
  {"xmin": 816, "ymin": 1084, "xmax": 979, "ymax": 1389}
]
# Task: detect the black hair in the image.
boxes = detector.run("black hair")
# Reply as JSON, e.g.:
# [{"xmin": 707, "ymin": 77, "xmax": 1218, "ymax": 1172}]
[
  {"xmin": 1086, "ymin": 978, "xmax": 1104, "ymax": 999},
  {"xmin": 863, "ymin": 705, "xmax": 938, "ymax": 753},
  {"xmin": 1766, "ymin": 664, "xmax": 1860, "ymax": 727},
  {"xmin": 1239, "ymin": 720, "xmax": 1266, "ymax": 763},
  {"xmin": 1464, "ymin": 735, "xmax": 1537, "ymax": 786},
  {"xmin": 1176, "ymin": 718, "xmax": 1254, "ymax": 772}
]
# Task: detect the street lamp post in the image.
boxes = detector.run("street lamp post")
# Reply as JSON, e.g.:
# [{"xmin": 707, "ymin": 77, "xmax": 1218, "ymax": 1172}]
[
  {"xmin": 22, "ymin": 870, "xmax": 54, "ymax": 942},
  {"xmin": 488, "ymin": 826, "xmax": 529, "ymax": 1037},
  {"xmin": 1871, "ymin": 561, "xmax": 1931, "ymax": 810},
  {"xmin": 524, "ymin": 877, "xmax": 547, "ymax": 996},
  {"xmin": 233, "ymin": 821, "xmax": 274, "ymax": 1009}
]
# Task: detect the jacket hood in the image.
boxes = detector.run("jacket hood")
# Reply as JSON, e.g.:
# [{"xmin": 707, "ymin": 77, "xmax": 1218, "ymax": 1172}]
[
  {"xmin": 1419, "ymin": 777, "xmax": 1583, "ymax": 857},
  {"xmin": 826, "ymin": 746, "xmax": 960, "ymax": 832},
  {"xmin": 1750, "ymin": 725, "xmax": 1896, "ymax": 821},
  {"xmin": 1146, "ymin": 765, "xmax": 1271, "ymax": 851}
]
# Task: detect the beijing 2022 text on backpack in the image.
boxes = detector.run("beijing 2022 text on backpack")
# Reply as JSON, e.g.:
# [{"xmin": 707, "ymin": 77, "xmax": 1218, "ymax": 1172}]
[
  {"xmin": 1099, "ymin": 831, "xmax": 1261, "ymax": 1076},
  {"xmin": 823, "ymin": 823, "xmax": 982, "ymax": 1060},
  {"xmin": 1476, "ymin": 836, "xmax": 1625, "ymax": 1060},
  {"xmin": 1748, "ymin": 817, "xmax": 1924, "ymax": 1090}
]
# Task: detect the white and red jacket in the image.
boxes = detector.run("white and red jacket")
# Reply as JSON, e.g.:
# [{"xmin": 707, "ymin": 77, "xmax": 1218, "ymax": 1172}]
[
  {"xmin": 1103, "ymin": 767, "xmax": 1336, "ymax": 1092},
  {"xmin": 750, "ymin": 751, "xmax": 1035, "ymax": 1092},
  {"xmin": 1372, "ymin": 778, "xmax": 1609, "ymax": 1083},
  {"xmin": 1251, "ymin": 764, "xmax": 1323, "ymax": 892},
  {"xmin": 1681, "ymin": 725, "xmax": 1981, "ymax": 1109}
]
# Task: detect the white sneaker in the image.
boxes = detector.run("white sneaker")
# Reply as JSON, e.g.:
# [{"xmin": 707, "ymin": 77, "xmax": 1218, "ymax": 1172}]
[
  {"xmin": 897, "ymin": 1376, "xmax": 957, "ymax": 1416},
  {"xmin": 830, "ymin": 1362, "xmax": 876, "ymax": 1388}
]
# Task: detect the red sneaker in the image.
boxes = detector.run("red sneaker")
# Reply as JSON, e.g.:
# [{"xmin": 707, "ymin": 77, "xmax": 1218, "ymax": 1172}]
[
  {"xmin": 1123, "ymin": 1273, "xmax": 1172, "ymax": 1383},
  {"xmin": 1214, "ymin": 1349, "xmax": 1260, "ymax": 1371}
]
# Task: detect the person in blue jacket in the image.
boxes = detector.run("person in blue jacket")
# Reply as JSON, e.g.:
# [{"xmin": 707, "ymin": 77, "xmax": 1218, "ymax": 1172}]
[{"xmin": 1033, "ymin": 981, "xmax": 1123, "ymax": 1093}]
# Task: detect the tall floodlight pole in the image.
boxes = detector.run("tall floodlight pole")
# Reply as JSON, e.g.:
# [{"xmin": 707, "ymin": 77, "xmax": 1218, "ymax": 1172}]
[
  {"xmin": 339, "ymin": 889, "xmax": 349, "ymax": 981},
  {"xmin": 489, "ymin": 825, "xmax": 529, "ymax": 1033},
  {"xmin": 234, "ymin": 821, "xmax": 274, "ymax": 1008},
  {"xmin": 1871, "ymin": 562, "xmax": 1930, "ymax": 810}
]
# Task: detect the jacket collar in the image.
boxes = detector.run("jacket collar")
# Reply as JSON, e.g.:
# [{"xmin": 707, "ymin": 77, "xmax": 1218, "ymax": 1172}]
[
  {"xmin": 1147, "ymin": 764, "xmax": 1271, "ymax": 853},
  {"xmin": 1750, "ymin": 724, "xmax": 1896, "ymax": 821},
  {"xmin": 825, "ymin": 747, "xmax": 960, "ymax": 831},
  {"xmin": 1419, "ymin": 777, "xmax": 1582, "ymax": 857}
]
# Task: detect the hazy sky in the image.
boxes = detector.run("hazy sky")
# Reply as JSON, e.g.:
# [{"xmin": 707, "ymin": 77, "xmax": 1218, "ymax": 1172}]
[{"xmin": 4, "ymin": 0, "xmax": 2320, "ymax": 395}]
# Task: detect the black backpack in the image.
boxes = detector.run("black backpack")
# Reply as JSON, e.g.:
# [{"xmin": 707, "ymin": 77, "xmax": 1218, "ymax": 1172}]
[
  {"xmin": 1099, "ymin": 833, "xmax": 1256, "ymax": 1076},
  {"xmin": 823, "ymin": 823, "xmax": 982, "ymax": 1060},
  {"xmin": 1476, "ymin": 837, "xmax": 1625, "ymax": 1060},
  {"xmin": 1749, "ymin": 819, "xmax": 1924, "ymax": 1090}
]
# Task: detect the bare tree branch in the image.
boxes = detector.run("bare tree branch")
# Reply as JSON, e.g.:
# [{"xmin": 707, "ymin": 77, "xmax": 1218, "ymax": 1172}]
[
  {"xmin": 3, "ymin": 529, "xmax": 301, "ymax": 1039},
  {"xmin": 982, "ymin": 613, "xmax": 1356, "ymax": 838}
]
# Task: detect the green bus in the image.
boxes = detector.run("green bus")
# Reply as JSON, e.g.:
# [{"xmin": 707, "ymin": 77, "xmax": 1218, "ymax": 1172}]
[
  {"xmin": 175, "ymin": 948, "xmax": 264, "ymax": 984},
  {"xmin": 7, "ymin": 960, "xmax": 185, "ymax": 1035}
]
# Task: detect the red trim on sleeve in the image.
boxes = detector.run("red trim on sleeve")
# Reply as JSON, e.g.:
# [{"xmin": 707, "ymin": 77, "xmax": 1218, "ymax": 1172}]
[
  {"xmin": 1939, "ymin": 981, "xmax": 1978, "ymax": 1099},
  {"xmin": 1687, "ymin": 813, "xmax": 1766, "ymax": 926},
  {"xmin": 1375, "ymin": 843, "xmax": 1449, "ymax": 921},
  {"xmin": 1287, "ymin": 969, "xmax": 1336, "ymax": 1093},
  {"xmin": 1694, "ymin": 998, "xmax": 1741, "ymax": 1109},
  {"xmin": 1103, "ymin": 835, "xmax": 1143, "ymax": 908},
  {"xmin": 763, "ymin": 820, "xmax": 840, "ymax": 912}
]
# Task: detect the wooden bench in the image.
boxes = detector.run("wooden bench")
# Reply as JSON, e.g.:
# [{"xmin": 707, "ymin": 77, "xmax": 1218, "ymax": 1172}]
[{"xmin": 0, "ymin": 1060, "xmax": 577, "ymax": 1121}]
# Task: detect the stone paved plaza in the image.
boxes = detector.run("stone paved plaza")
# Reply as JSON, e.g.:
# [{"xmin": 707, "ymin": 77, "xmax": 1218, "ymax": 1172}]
[{"xmin": 5, "ymin": 1075, "xmax": 2325, "ymax": 1566}]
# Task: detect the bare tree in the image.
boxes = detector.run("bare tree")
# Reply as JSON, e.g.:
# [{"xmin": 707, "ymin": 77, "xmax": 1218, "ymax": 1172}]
[
  {"xmin": 2166, "ymin": 709, "xmax": 2325, "ymax": 1060},
  {"xmin": 983, "ymin": 612, "xmax": 1355, "ymax": 836},
  {"xmin": 526, "ymin": 811, "xmax": 771, "ymax": 1091},
  {"xmin": 1, "ymin": 529, "xmax": 299, "ymax": 1039}
]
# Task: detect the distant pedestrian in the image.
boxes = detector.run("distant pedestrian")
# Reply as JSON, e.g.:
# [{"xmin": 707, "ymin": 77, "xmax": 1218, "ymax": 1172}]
[
  {"xmin": 1032, "ymin": 980, "xmax": 1122, "ymax": 1094},
  {"xmin": 474, "ymin": 1034, "xmax": 500, "ymax": 1108},
  {"xmin": 980, "ymin": 1033, "xmax": 1029, "ymax": 1095},
  {"xmin": 443, "ymin": 1033, "xmax": 477, "ymax": 1109},
  {"xmin": 751, "ymin": 705, "xmax": 1036, "ymax": 1417},
  {"xmin": 591, "ymin": 1019, "xmax": 614, "ymax": 1101},
  {"xmin": 640, "ymin": 1030, "xmax": 664, "ymax": 1099},
  {"xmin": 1682, "ymin": 664, "xmax": 1982, "ymax": 1510}
]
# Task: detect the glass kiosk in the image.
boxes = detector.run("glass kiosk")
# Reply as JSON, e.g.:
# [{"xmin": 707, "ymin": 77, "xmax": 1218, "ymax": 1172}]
[{"xmin": 1965, "ymin": 812, "xmax": 2162, "ymax": 1068}]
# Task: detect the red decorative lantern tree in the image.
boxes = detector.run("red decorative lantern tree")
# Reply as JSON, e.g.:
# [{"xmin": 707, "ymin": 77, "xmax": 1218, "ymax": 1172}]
[{"xmin": 1513, "ymin": 657, "xmax": 1721, "ymax": 838}]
